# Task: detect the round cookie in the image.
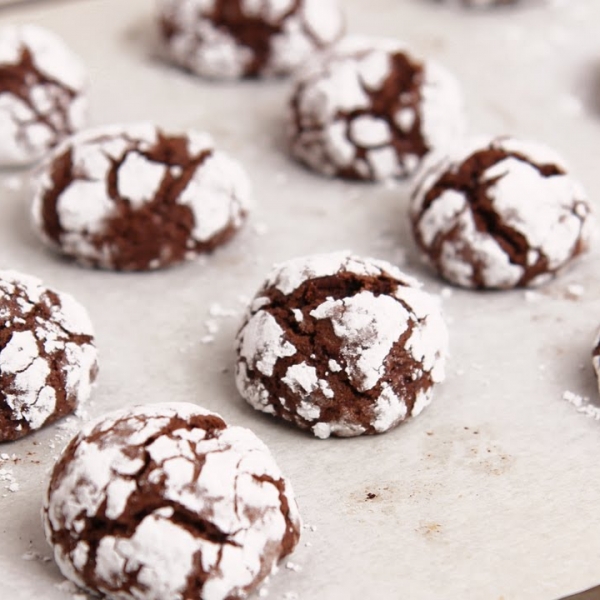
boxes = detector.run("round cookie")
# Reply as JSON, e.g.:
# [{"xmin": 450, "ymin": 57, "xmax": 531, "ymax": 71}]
[
  {"xmin": 32, "ymin": 123, "xmax": 251, "ymax": 271},
  {"xmin": 0, "ymin": 24, "xmax": 87, "ymax": 166},
  {"xmin": 287, "ymin": 36, "xmax": 465, "ymax": 181},
  {"xmin": 410, "ymin": 136, "xmax": 594, "ymax": 289},
  {"xmin": 43, "ymin": 402, "xmax": 302, "ymax": 600},
  {"xmin": 158, "ymin": 0, "xmax": 345, "ymax": 79},
  {"xmin": 0, "ymin": 271, "xmax": 97, "ymax": 442},
  {"xmin": 235, "ymin": 252, "xmax": 448, "ymax": 439}
]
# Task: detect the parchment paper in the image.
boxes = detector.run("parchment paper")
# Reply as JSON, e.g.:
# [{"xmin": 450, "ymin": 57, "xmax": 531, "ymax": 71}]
[{"xmin": 1, "ymin": 1, "xmax": 600, "ymax": 599}]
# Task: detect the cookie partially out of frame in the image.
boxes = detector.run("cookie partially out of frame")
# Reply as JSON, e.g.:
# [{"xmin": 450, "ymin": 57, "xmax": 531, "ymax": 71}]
[
  {"xmin": 43, "ymin": 403, "xmax": 302, "ymax": 600},
  {"xmin": 158, "ymin": 0, "xmax": 345, "ymax": 79},
  {"xmin": 410, "ymin": 136, "xmax": 593, "ymax": 289},
  {"xmin": 235, "ymin": 252, "xmax": 448, "ymax": 439},
  {"xmin": 0, "ymin": 24, "xmax": 88, "ymax": 166},
  {"xmin": 32, "ymin": 123, "xmax": 251, "ymax": 271},
  {"xmin": 0, "ymin": 270, "xmax": 97, "ymax": 442}
]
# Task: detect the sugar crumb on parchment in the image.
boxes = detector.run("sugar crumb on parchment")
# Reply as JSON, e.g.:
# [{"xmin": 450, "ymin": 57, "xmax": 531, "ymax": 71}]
[{"xmin": 562, "ymin": 391, "xmax": 600, "ymax": 421}]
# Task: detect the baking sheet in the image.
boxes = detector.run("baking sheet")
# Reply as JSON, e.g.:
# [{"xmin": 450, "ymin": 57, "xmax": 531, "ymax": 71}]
[{"xmin": 2, "ymin": 1, "xmax": 600, "ymax": 599}]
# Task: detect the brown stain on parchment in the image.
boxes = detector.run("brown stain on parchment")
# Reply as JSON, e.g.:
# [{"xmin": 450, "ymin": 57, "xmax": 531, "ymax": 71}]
[
  {"xmin": 421, "ymin": 424, "xmax": 515, "ymax": 476},
  {"xmin": 416, "ymin": 521, "xmax": 443, "ymax": 540}
]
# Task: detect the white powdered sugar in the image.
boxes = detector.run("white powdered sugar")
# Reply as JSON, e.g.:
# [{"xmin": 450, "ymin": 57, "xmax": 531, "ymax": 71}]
[
  {"xmin": 235, "ymin": 252, "xmax": 448, "ymax": 439},
  {"xmin": 43, "ymin": 403, "xmax": 301, "ymax": 600},
  {"xmin": 118, "ymin": 152, "xmax": 168, "ymax": 208},
  {"xmin": 158, "ymin": 0, "xmax": 344, "ymax": 79},
  {"xmin": 178, "ymin": 152, "xmax": 251, "ymax": 242},
  {"xmin": 283, "ymin": 363, "xmax": 319, "ymax": 394},
  {"xmin": 239, "ymin": 311, "xmax": 297, "ymax": 377},
  {"xmin": 372, "ymin": 384, "xmax": 408, "ymax": 433},
  {"xmin": 562, "ymin": 390, "xmax": 600, "ymax": 421},
  {"xmin": 410, "ymin": 136, "xmax": 594, "ymax": 289},
  {"xmin": 266, "ymin": 250, "xmax": 413, "ymax": 295},
  {"xmin": 288, "ymin": 35, "xmax": 465, "ymax": 180},
  {"xmin": 0, "ymin": 462, "xmax": 19, "ymax": 494},
  {"xmin": 31, "ymin": 123, "xmax": 251, "ymax": 270},
  {"xmin": 310, "ymin": 292, "xmax": 410, "ymax": 392},
  {"xmin": 0, "ymin": 270, "xmax": 97, "ymax": 440},
  {"xmin": 0, "ymin": 24, "xmax": 87, "ymax": 166}
]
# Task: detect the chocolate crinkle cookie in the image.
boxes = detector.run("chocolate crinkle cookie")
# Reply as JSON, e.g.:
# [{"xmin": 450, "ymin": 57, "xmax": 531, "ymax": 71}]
[
  {"xmin": 158, "ymin": 0, "xmax": 345, "ymax": 79},
  {"xmin": 31, "ymin": 123, "xmax": 251, "ymax": 271},
  {"xmin": 0, "ymin": 24, "xmax": 87, "ymax": 166},
  {"xmin": 287, "ymin": 36, "xmax": 465, "ymax": 181},
  {"xmin": 43, "ymin": 403, "xmax": 302, "ymax": 600},
  {"xmin": 410, "ymin": 137, "xmax": 594, "ymax": 289},
  {"xmin": 0, "ymin": 271, "xmax": 97, "ymax": 442},
  {"xmin": 235, "ymin": 252, "xmax": 448, "ymax": 439}
]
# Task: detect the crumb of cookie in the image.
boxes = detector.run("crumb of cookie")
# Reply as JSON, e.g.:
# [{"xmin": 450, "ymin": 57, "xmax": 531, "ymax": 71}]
[
  {"xmin": 0, "ymin": 466, "xmax": 17, "ymax": 492},
  {"xmin": 235, "ymin": 251, "xmax": 448, "ymax": 439},
  {"xmin": 22, "ymin": 549, "xmax": 52, "ymax": 562},
  {"xmin": 565, "ymin": 283, "xmax": 584, "ymax": 299},
  {"xmin": 43, "ymin": 402, "xmax": 302, "ymax": 600},
  {"xmin": 563, "ymin": 390, "xmax": 600, "ymax": 420},
  {"xmin": 0, "ymin": 25, "xmax": 87, "ymax": 166},
  {"xmin": 0, "ymin": 271, "xmax": 98, "ymax": 443},
  {"xmin": 2, "ymin": 176, "xmax": 23, "ymax": 191},
  {"xmin": 410, "ymin": 136, "xmax": 594, "ymax": 289},
  {"xmin": 31, "ymin": 123, "xmax": 252, "ymax": 271},
  {"xmin": 209, "ymin": 303, "xmax": 239, "ymax": 318},
  {"xmin": 157, "ymin": 0, "xmax": 345, "ymax": 79},
  {"xmin": 288, "ymin": 36, "xmax": 464, "ymax": 181},
  {"xmin": 524, "ymin": 290, "xmax": 543, "ymax": 303},
  {"xmin": 253, "ymin": 222, "xmax": 269, "ymax": 236}
]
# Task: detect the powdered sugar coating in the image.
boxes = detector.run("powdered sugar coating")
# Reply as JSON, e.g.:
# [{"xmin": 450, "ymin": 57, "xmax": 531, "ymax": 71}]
[
  {"xmin": 266, "ymin": 250, "xmax": 419, "ymax": 295},
  {"xmin": 0, "ymin": 24, "xmax": 87, "ymax": 166},
  {"xmin": 288, "ymin": 36, "xmax": 465, "ymax": 181},
  {"xmin": 43, "ymin": 402, "xmax": 301, "ymax": 600},
  {"xmin": 31, "ymin": 123, "xmax": 251, "ymax": 271},
  {"xmin": 235, "ymin": 252, "xmax": 448, "ymax": 438},
  {"xmin": 0, "ymin": 270, "xmax": 97, "ymax": 442},
  {"xmin": 410, "ymin": 136, "xmax": 594, "ymax": 289},
  {"xmin": 158, "ymin": 0, "xmax": 345, "ymax": 79}
]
